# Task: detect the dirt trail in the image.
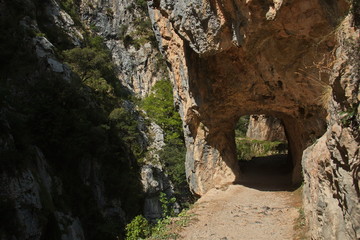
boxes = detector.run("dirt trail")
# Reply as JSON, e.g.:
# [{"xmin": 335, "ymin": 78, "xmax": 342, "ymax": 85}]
[{"xmin": 178, "ymin": 155, "xmax": 302, "ymax": 240}]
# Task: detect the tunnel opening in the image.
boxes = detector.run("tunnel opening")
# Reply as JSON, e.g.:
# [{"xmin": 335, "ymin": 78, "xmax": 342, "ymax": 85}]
[{"xmin": 235, "ymin": 115, "xmax": 295, "ymax": 191}]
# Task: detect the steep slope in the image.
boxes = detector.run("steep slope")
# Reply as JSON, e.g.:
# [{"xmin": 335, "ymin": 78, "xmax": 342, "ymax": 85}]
[{"xmin": 0, "ymin": 0, "xmax": 169, "ymax": 239}]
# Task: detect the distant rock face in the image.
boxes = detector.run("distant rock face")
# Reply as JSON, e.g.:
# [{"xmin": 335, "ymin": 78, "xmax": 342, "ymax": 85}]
[
  {"xmin": 246, "ymin": 115, "xmax": 286, "ymax": 141},
  {"xmin": 148, "ymin": 0, "xmax": 359, "ymax": 238},
  {"xmin": 80, "ymin": 0, "xmax": 167, "ymax": 97}
]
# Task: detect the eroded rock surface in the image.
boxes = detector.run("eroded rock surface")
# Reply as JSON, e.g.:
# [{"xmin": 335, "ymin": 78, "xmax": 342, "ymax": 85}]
[
  {"xmin": 302, "ymin": 15, "xmax": 360, "ymax": 240},
  {"xmin": 148, "ymin": 0, "xmax": 359, "ymax": 238},
  {"xmin": 80, "ymin": 0, "xmax": 167, "ymax": 97},
  {"xmin": 149, "ymin": 0, "xmax": 349, "ymax": 194},
  {"xmin": 246, "ymin": 115, "xmax": 286, "ymax": 141}
]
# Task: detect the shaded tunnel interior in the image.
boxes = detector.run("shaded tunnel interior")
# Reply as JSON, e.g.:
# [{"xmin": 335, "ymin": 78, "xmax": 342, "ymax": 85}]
[{"xmin": 235, "ymin": 115, "xmax": 297, "ymax": 191}]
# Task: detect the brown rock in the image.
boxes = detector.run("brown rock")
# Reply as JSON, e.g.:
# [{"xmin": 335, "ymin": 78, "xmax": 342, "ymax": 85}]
[
  {"xmin": 246, "ymin": 115, "xmax": 286, "ymax": 141},
  {"xmin": 149, "ymin": 0, "xmax": 359, "ymax": 238}
]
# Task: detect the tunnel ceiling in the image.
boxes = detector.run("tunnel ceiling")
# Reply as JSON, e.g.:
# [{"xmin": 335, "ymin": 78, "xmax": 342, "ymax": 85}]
[{"xmin": 149, "ymin": 0, "xmax": 350, "ymax": 195}]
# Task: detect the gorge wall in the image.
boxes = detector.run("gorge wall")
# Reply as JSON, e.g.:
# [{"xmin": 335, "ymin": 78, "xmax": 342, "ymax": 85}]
[
  {"xmin": 0, "ymin": 0, "xmax": 169, "ymax": 239},
  {"xmin": 148, "ymin": 0, "xmax": 359, "ymax": 239}
]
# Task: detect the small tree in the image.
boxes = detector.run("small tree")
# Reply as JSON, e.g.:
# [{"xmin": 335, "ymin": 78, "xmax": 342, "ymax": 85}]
[
  {"xmin": 63, "ymin": 47, "xmax": 113, "ymax": 82},
  {"xmin": 141, "ymin": 79, "xmax": 183, "ymax": 143}
]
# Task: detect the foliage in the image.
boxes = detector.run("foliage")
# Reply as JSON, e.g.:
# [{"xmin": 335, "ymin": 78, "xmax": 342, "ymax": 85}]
[
  {"xmin": 134, "ymin": 0, "xmax": 148, "ymax": 11},
  {"xmin": 63, "ymin": 36, "xmax": 130, "ymax": 98},
  {"xmin": 294, "ymin": 207, "xmax": 308, "ymax": 240},
  {"xmin": 63, "ymin": 47, "xmax": 112, "ymax": 82},
  {"xmin": 59, "ymin": 0, "xmax": 82, "ymax": 26},
  {"xmin": 340, "ymin": 104, "xmax": 358, "ymax": 128},
  {"xmin": 125, "ymin": 194, "xmax": 193, "ymax": 240},
  {"xmin": 125, "ymin": 215, "xmax": 152, "ymax": 240},
  {"xmin": 159, "ymin": 192, "xmax": 177, "ymax": 218},
  {"xmin": 158, "ymin": 146, "xmax": 187, "ymax": 194},
  {"xmin": 235, "ymin": 116, "xmax": 250, "ymax": 138},
  {"xmin": 109, "ymin": 107, "xmax": 144, "ymax": 159},
  {"xmin": 236, "ymin": 138, "xmax": 288, "ymax": 161},
  {"xmin": 123, "ymin": 15, "xmax": 157, "ymax": 49},
  {"xmin": 1, "ymin": 16, "xmax": 144, "ymax": 236},
  {"xmin": 141, "ymin": 80, "xmax": 182, "ymax": 143},
  {"xmin": 141, "ymin": 79, "xmax": 192, "ymax": 202}
]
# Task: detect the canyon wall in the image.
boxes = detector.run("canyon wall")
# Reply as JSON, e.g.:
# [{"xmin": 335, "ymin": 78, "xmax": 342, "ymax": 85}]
[
  {"xmin": 80, "ymin": 0, "xmax": 167, "ymax": 97},
  {"xmin": 148, "ymin": 0, "xmax": 359, "ymax": 238},
  {"xmin": 0, "ymin": 0, "xmax": 167, "ymax": 239}
]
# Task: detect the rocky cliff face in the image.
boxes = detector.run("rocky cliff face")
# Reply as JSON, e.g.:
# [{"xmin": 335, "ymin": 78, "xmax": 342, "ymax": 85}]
[
  {"xmin": 246, "ymin": 115, "xmax": 286, "ymax": 141},
  {"xmin": 149, "ymin": 0, "xmax": 349, "ymax": 194},
  {"xmin": 302, "ymin": 15, "xmax": 359, "ymax": 239},
  {"xmin": 80, "ymin": 0, "xmax": 167, "ymax": 97},
  {"xmin": 148, "ymin": 0, "xmax": 359, "ymax": 238},
  {"xmin": 0, "ymin": 0, "xmax": 167, "ymax": 239}
]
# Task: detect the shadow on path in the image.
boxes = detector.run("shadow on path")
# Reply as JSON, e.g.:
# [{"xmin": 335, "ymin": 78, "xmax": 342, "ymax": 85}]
[{"xmin": 236, "ymin": 154, "xmax": 296, "ymax": 191}]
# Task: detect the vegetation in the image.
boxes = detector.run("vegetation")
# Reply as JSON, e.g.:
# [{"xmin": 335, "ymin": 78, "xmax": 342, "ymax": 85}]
[
  {"xmin": 125, "ymin": 192, "xmax": 193, "ymax": 240},
  {"xmin": 141, "ymin": 80, "xmax": 183, "ymax": 144},
  {"xmin": 125, "ymin": 215, "xmax": 152, "ymax": 240},
  {"xmin": 234, "ymin": 115, "xmax": 288, "ymax": 161},
  {"xmin": 141, "ymin": 79, "xmax": 191, "ymax": 201},
  {"xmin": 0, "ymin": 0, "xmax": 186, "ymax": 239},
  {"xmin": 236, "ymin": 138, "xmax": 288, "ymax": 161},
  {"xmin": 340, "ymin": 104, "xmax": 358, "ymax": 128},
  {"xmin": 0, "ymin": 2, "xmax": 145, "ymax": 238},
  {"xmin": 58, "ymin": 0, "xmax": 82, "ymax": 25},
  {"xmin": 235, "ymin": 115, "xmax": 250, "ymax": 138}
]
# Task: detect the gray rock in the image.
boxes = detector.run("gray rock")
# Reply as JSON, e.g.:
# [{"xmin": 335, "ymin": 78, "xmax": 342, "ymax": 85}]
[
  {"xmin": 55, "ymin": 212, "xmax": 85, "ymax": 240},
  {"xmin": 80, "ymin": 0, "xmax": 167, "ymax": 97}
]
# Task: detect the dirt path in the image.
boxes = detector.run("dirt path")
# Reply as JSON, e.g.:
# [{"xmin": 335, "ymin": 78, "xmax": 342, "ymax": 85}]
[
  {"xmin": 177, "ymin": 155, "xmax": 302, "ymax": 240},
  {"xmin": 178, "ymin": 185, "xmax": 300, "ymax": 240}
]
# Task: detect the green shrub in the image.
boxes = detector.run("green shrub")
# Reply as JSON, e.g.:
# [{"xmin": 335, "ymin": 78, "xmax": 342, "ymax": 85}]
[
  {"xmin": 235, "ymin": 116, "xmax": 250, "ymax": 138},
  {"xmin": 134, "ymin": 0, "xmax": 148, "ymax": 11},
  {"xmin": 159, "ymin": 192, "xmax": 176, "ymax": 218},
  {"xmin": 125, "ymin": 215, "xmax": 152, "ymax": 240},
  {"xmin": 63, "ymin": 47, "xmax": 113, "ymax": 82}
]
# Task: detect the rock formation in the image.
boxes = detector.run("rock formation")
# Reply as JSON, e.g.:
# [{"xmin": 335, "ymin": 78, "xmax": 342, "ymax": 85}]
[
  {"xmin": 80, "ymin": 0, "xmax": 167, "ymax": 97},
  {"xmin": 302, "ymin": 15, "xmax": 360, "ymax": 239},
  {"xmin": 0, "ymin": 0, "xmax": 168, "ymax": 239},
  {"xmin": 148, "ymin": 0, "xmax": 359, "ymax": 238},
  {"xmin": 246, "ymin": 115, "xmax": 286, "ymax": 141}
]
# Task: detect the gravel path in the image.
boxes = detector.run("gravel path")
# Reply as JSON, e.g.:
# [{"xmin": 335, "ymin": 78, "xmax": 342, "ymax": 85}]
[{"xmin": 179, "ymin": 185, "xmax": 300, "ymax": 240}]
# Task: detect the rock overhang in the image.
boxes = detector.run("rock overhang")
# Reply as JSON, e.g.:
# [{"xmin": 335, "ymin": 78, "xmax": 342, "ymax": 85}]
[{"xmin": 149, "ymin": 0, "xmax": 350, "ymax": 195}]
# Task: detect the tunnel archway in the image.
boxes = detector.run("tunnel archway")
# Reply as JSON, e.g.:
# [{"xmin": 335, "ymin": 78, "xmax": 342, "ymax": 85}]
[
  {"xmin": 149, "ymin": 0, "xmax": 348, "ymax": 195},
  {"xmin": 235, "ymin": 114, "xmax": 293, "ymax": 190}
]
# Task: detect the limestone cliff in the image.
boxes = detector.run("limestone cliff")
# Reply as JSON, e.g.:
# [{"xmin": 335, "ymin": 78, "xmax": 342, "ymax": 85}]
[
  {"xmin": 0, "ymin": 0, "xmax": 168, "ymax": 239},
  {"xmin": 302, "ymin": 15, "xmax": 360, "ymax": 239},
  {"xmin": 246, "ymin": 115, "xmax": 286, "ymax": 141},
  {"xmin": 80, "ymin": 0, "xmax": 167, "ymax": 97},
  {"xmin": 148, "ymin": 0, "xmax": 359, "ymax": 238}
]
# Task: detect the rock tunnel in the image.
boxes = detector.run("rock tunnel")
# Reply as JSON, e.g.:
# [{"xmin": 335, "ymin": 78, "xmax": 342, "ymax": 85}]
[{"xmin": 148, "ymin": 0, "xmax": 350, "ymax": 195}]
